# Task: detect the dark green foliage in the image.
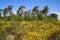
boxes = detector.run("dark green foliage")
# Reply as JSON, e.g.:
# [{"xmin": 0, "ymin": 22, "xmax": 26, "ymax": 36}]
[
  {"xmin": 0, "ymin": 9, "xmax": 2, "ymax": 17},
  {"xmin": 17, "ymin": 6, "xmax": 25, "ymax": 16},
  {"xmin": 41, "ymin": 6, "xmax": 49, "ymax": 16},
  {"xmin": 50, "ymin": 13, "xmax": 58, "ymax": 18},
  {"xmin": 3, "ymin": 8, "xmax": 8, "ymax": 17},
  {"xmin": 37, "ymin": 14, "xmax": 43, "ymax": 20},
  {"xmin": 0, "ymin": 5, "xmax": 58, "ymax": 21},
  {"xmin": 24, "ymin": 16, "xmax": 32, "ymax": 21},
  {"xmin": 17, "ymin": 16, "xmax": 24, "ymax": 21},
  {"xmin": 32, "ymin": 6, "xmax": 39, "ymax": 13}
]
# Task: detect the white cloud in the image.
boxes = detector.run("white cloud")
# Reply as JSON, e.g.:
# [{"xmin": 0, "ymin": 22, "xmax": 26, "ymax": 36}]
[{"xmin": 13, "ymin": 11, "xmax": 17, "ymax": 15}]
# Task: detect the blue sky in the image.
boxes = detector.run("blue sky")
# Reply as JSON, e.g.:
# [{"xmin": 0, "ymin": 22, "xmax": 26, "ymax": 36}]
[{"xmin": 0, "ymin": 0, "xmax": 60, "ymax": 19}]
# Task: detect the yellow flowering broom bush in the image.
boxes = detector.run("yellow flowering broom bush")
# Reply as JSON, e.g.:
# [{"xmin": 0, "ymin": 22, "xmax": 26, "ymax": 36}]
[{"xmin": 0, "ymin": 20, "xmax": 60, "ymax": 40}]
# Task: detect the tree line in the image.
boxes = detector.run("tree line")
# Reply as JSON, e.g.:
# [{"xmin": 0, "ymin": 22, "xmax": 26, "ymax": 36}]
[{"xmin": 0, "ymin": 5, "xmax": 58, "ymax": 21}]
